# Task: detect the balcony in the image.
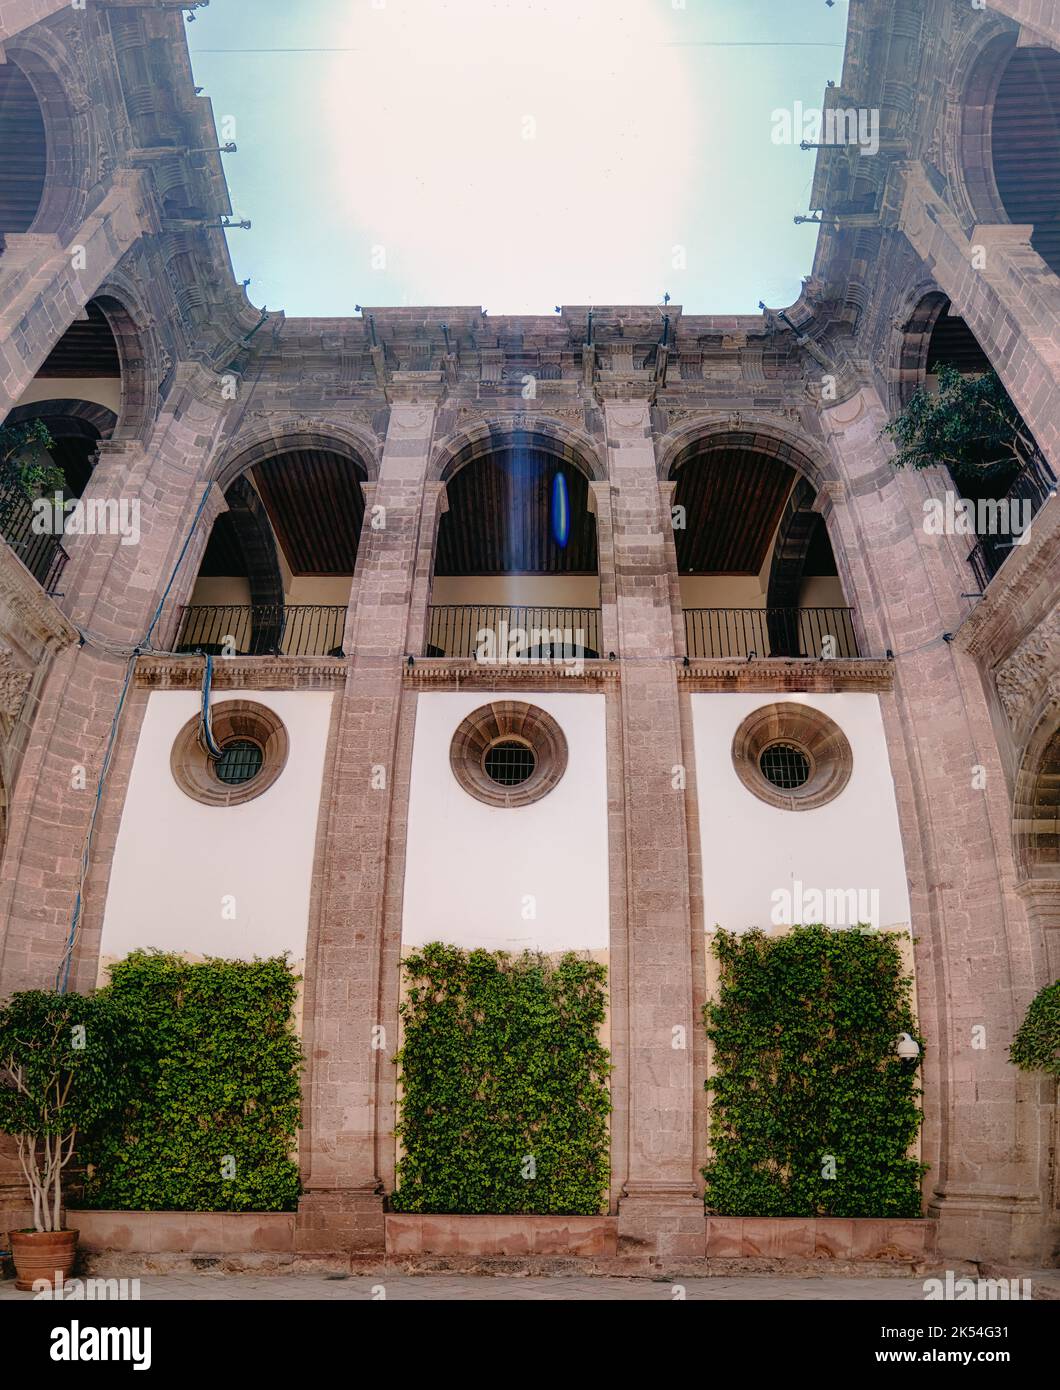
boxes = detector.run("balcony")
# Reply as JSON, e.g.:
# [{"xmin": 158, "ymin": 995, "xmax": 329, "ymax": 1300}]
[
  {"xmin": 967, "ymin": 449, "xmax": 1057, "ymax": 591},
  {"xmin": 425, "ymin": 604, "xmax": 602, "ymax": 659},
  {"xmin": 683, "ymin": 607, "xmax": 860, "ymax": 660},
  {"xmin": 0, "ymin": 482, "xmax": 69, "ymax": 595},
  {"xmin": 172, "ymin": 604, "xmax": 347, "ymax": 657}
]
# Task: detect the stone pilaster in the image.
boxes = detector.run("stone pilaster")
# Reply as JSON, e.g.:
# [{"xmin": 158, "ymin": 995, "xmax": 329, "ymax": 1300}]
[
  {"xmin": 0, "ymin": 176, "xmax": 147, "ymax": 418},
  {"xmin": 604, "ymin": 401, "xmax": 705, "ymax": 1259},
  {"xmin": 820, "ymin": 384, "xmax": 1048, "ymax": 1263},
  {"xmin": 0, "ymin": 371, "xmax": 232, "ymax": 994},
  {"xmin": 296, "ymin": 402, "xmax": 436, "ymax": 1254},
  {"xmin": 899, "ymin": 167, "xmax": 1060, "ymax": 469}
]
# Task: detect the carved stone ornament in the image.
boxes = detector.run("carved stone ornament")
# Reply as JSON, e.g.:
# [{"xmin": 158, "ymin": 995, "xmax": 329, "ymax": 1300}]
[{"xmin": 996, "ymin": 608, "xmax": 1060, "ymax": 730}]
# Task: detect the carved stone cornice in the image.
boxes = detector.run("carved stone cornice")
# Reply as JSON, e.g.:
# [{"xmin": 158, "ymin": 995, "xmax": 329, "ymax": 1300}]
[
  {"xmin": 993, "ymin": 610, "xmax": 1060, "ymax": 734},
  {"xmin": 0, "ymin": 546, "xmax": 79, "ymax": 655},
  {"xmin": 134, "ymin": 656, "xmax": 347, "ymax": 690},
  {"xmin": 953, "ymin": 494, "xmax": 1060, "ymax": 668},
  {"xmin": 677, "ymin": 657, "xmax": 894, "ymax": 693},
  {"xmin": 404, "ymin": 658, "xmax": 620, "ymax": 689}
]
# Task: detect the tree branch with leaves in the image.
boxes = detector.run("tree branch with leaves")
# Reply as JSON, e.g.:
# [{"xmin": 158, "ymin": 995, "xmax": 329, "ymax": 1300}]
[
  {"xmin": 0, "ymin": 992, "xmax": 128, "ymax": 1233},
  {"xmin": 880, "ymin": 364, "xmax": 1038, "ymax": 488}
]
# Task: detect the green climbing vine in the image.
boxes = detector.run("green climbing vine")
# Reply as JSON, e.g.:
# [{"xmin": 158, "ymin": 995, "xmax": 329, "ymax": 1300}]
[
  {"xmin": 79, "ymin": 951, "xmax": 302, "ymax": 1212},
  {"xmin": 391, "ymin": 943, "xmax": 610, "ymax": 1215},
  {"xmin": 702, "ymin": 926, "xmax": 926, "ymax": 1218},
  {"xmin": 1010, "ymin": 980, "xmax": 1060, "ymax": 1078}
]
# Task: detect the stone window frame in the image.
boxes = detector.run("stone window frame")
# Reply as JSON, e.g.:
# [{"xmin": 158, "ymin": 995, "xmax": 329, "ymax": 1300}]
[
  {"xmin": 449, "ymin": 701, "xmax": 568, "ymax": 809},
  {"xmin": 731, "ymin": 702, "xmax": 852, "ymax": 812},
  {"xmin": 171, "ymin": 700, "xmax": 289, "ymax": 808}
]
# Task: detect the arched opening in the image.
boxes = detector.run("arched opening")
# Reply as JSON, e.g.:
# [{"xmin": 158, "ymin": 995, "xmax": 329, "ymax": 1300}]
[
  {"xmin": 1014, "ymin": 723, "xmax": 1060, "ymax": 879},
  {"xmin": 0, "ymin": 61, "xmax": 47, "ymax": 238},
  {"xmin": 427, "ymin": 440, "xmax": 601, "ymax": 659},
  {"xmin": 177, "ymin": 447, "xmax": 368, "ymax": 657},
  {"xmin": 991, "ymin": 46, "xmax": 1060, "ymax": 275},
  {"xmin": 1, "ymin": 300, "xmax": 124, "ymax": 593},
  {"xmin": 670, "ymin": 438, "xmax": 854, "ymax": 659},
  {"xmin": 892, "ymin": 292, "xmax": 1055, "ymax": 589}
]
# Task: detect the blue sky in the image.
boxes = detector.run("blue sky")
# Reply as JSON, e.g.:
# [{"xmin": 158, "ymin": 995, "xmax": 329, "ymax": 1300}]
[{"xmin": 188, "ymin": 0, "xmax": 847, "ymax": 316}]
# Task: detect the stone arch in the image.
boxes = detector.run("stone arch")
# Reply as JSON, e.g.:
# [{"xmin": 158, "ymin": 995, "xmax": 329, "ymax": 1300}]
[
  {"xmin": 1013, "ymin": 703, "xmax": 1060, "ymax": 880},
  {"xmin": 1, "ymin": 31, "xmax": 95, "ymax": 244},
  {"xmin": 90, "ymin": 283, "xmax": 161, "ymax": 445},
  {"xmin": 955, "ymin": 27, "xmax": 1017, "ymax": 229},
  {"xmin": 428, "ymin": 412, "xmax": 605, "ymax": 484},
  {"xmin": 658, "ymin": 418, "xmax": 835, "ymax": 493},
  {"xmin": 4, "ymin": 398, "xmax": 117, "ymax": 500},
  {"xmin": 887, "ymin": 287, "xmax": 951, "ymax": 413},
  {"xmin": 214, "ymin": 417, "xmax": 379, "ymax": 492}
]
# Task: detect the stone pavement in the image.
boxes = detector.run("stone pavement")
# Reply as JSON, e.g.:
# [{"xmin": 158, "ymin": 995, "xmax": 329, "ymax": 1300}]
[{"xmin": 1, "ymin": 1273, "xmax": 1055, "ymax": 1301}]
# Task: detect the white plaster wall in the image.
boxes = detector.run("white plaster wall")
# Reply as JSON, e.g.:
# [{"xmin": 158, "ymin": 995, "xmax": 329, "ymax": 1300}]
[
  {"xmin": 16, "ymin": 377, "xmax": 122, "ymax": 413},
  {"xmin": 401, "ymin": 691, "xmax": 609, "ymax": 952},
  {"xmin": 99, "ymin": 690, "xmax": 333, "ymax": 962},
  {"xmin": 691, "ymin": 693, "xmax": 911, "ymax": 933},
  {"xmin": 429, "ymin": 575, "xmax": 601, "ymax": 607}
]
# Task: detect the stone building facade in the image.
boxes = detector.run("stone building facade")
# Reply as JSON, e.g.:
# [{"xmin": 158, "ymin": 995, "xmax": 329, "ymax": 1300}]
[{"xmin": 0, "ymin": 0, "xmax": 1057, "ymax": 1266}]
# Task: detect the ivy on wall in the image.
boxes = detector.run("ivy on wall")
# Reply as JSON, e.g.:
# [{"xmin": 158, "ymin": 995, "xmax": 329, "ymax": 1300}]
[
  {"xmin": 391, "ymin": 943, "xmax": 610, "ymax": 1215},
  {"xmin": 1010, "ymin": 980, "xmax": 1060, "ymax": 1078},
  {"xmin": 79, "ymin": 951, "xmax": 302, "ymax": 1212},
  {"xmin": 702, "ymin": 926, "xmax": 926, "ymax": 1218}
]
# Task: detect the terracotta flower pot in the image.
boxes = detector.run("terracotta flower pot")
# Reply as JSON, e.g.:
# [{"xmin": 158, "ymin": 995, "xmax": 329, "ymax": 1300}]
[{"xmin": 10, "ymin": 1229, "xmax": 79, "ymax": 1292}]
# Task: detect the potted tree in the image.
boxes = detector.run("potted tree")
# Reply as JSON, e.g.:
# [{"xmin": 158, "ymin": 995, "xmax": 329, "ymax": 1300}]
[{"xmin": 0, "ymin": 990, "xmax": 127, "ymax": 1290}]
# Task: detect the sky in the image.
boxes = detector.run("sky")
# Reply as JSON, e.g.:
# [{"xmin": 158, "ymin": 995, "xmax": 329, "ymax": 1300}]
[{"xmin": 187, "ymin": 0, "xmax": 847, "ymax": 317}]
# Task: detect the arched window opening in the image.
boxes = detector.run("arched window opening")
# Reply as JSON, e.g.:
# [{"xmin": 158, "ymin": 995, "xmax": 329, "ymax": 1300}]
[
  {"xmin": 1015, "ymin": 726, "xmax": 1060, "ymax": 877},
  {"xmin": 176, "ymin": 448, "xmax": 367, "ymax": 658},
  {"xmin": 671, "ymin": 443, "xmax": 855, "ymax": 660},
  {"xmin": 426, "ymin": 444, "xmax": 600, "ymax": 660},
  {"xmin": 0, "ymin": 62, "xmax": 47, "ymax": 239},
  {"xmin": 891, "ymin": 294, "xmax": 1055, "ymax": 590},
  {"xmin": 992, "ymin": 47, "xmax": 1060, "ymax": 276}
]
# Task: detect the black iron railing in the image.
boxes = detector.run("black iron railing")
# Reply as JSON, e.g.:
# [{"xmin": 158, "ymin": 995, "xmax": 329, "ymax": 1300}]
[
  {"xmin": 0, "ymin": 482, "xmax": 69, "ymax": 595},
  {"xmin": 425, "ymin": 604, "xmax": 602, "ymax": 659},
  {"xmin": 172, "ymin": 604, "xmax": 347, "ymax": 657},
  {"xmin": 967, "ymin": 450, "xmax": 1057, "ymax": 591},
  {"xmin": 683, "ymin": 606, "xmax": 860, "ymax": 659}
]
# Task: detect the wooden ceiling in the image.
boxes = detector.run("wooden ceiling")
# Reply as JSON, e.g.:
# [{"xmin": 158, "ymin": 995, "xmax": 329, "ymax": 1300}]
[
  {"xmin": 0, "ymin": 63, "xmax": 46, "ymax": 234},
  {"xmin": 993, "ymin": 46, "xmax": 1060, "ymax": 275},
  {"xmin": 672, "ymin": 448, "xmax": 797, "ymax": 574},
  {"xmin": 37, "ymin": 303, "xmax": 121, "ymax": 378},
  {"xmin": 435, "ymin": 449, "xmax": 598, "ymax": 576},
  {"xmin": 926, "ymin": 311, "xmax": 991, "ymax": 374},
  {"xmin": 250, "ymin": 449, "xmax": 365, "ymax": 576}
]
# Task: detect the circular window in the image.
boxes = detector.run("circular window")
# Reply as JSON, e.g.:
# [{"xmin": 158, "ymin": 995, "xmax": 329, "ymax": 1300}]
[
  {"xmin": 171, "ymin": 701, "xmax": 289, "ymax": 807},
  {"xmin": 450, "ymin": 702, "xmax": 567, "ymax": 808},
  {"xmin": 484, "ymin": 739, "xmax": 536, "ymax": 787},
  {"xmin": 732, "ymin": 703, "xmax": 852, "ymax": 811},
  {"xmin": 215, "ymin": 739, "xmax": 264, "ymax": 786},
  {"xmin": 759, "ymin": 742, "xmax": 811, "ymax": 791}
]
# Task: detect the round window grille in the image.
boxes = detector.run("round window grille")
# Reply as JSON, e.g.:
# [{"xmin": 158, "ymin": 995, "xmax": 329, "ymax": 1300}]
[
  {"xmin": 450, "ymin": 702, "xmax": 568, "ymax": 808},
  {"xmin": 484, "ymin": 740, "xmax": 536, "ymax": 786},
  {"xmin": 171, "ymin": 701, "xmax": 289, "ymax": 807},
  {"xmin": 759, "ymin": 742, "xmax": 811, "ymax": 791},
  {"xmin": 214, "ymin": 738, "xmax": 264, "ymax": 786},
  {"xmin": 731, "ymin": 703, "xmax": 852, "ymax": 811}
]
